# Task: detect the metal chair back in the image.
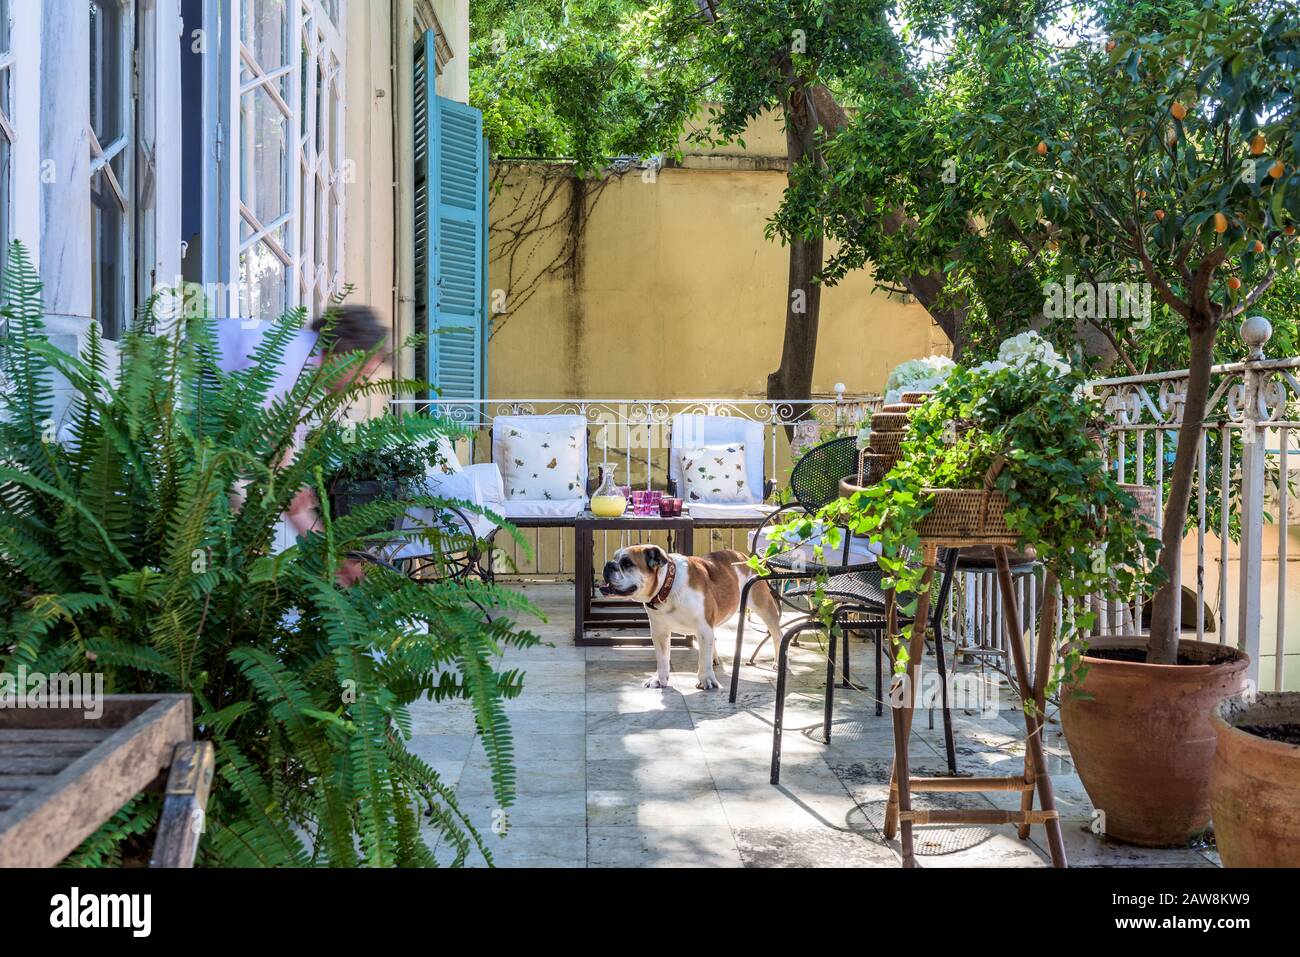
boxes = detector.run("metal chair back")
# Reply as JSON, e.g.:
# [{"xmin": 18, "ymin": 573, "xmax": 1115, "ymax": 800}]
[{"xmin": 789, "ymin": 435, "xmax": 859, "ymax": 514}]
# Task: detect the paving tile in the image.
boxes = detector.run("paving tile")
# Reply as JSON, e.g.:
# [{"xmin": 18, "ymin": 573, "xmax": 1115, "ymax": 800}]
[
  {"xmin": 587, "ymin": 788, "xmax": 729, "ymax": 827},
  {"xmin": 458, "ymin": 758, "xmax": 585, "ymax": 796},
  {"xmin": 457, "ymin": 825, "xmax": 588, "ymax": 868},
  {"xmin": 588, "ymin": 825, "xmax": 742, "ymax": 868},
  {"xmin": 707, "ymin": 753, "xmax": 847, "ymax": 792},
  {"xmin": 586, "ymin": 728, "xmax": 705, "ymax": 761},
  {"xmin": 504, "ymin": 691, "xmax": 587, "ymax": 712},
  {"xmin": 586, "ymin": 709, "xmax": 694, "ymax": 733},
  {"xmin": 716, "ymin": 784, "xmax": 864, "ymax": 832},
  {"xmin": 456, "ymin": 791, "xmax": 588, "ymax": 829},
  {"xmin": 733, "ymin": 826, "xmax": 899, "ymax": 867},
  {"xmin": 506, "ymin": 710, "xmax": 588, "ymax": 735},
  {"xmin": 1041, "ymin": 824, "xmax": 1218, "ymax": 868},
  {"xmin": 503, "ymin": 732, "xmax": 588, "ymax": 764},
  {"xmin": 400, "ymin": 583, "xmax": 1224, "ymax": 871},
  {"xmin": 586, "ymin": 756, "xmax": 716, "ymax": 793},
  {"xmin": 585, "ymin": 688, "xmax": 689, "ymax": 712}
]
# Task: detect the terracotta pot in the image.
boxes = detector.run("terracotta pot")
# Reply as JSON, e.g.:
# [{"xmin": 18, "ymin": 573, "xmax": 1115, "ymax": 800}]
[
  {"xmin": 1060, "ymin": 637, "xmax": 1249, "ymax": 846},
  {"xmin": 1210, "ymin": 692, "xmax": 1300, "ymax": 866}
]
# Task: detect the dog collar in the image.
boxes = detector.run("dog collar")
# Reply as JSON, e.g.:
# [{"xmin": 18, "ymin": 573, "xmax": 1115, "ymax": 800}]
[{"xmin": 647, "ymin": 561, "xmax": 676, "ymax": 609}]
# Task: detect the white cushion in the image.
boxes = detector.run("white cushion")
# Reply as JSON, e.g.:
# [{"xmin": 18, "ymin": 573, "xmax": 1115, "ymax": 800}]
[
  {"xmin": 501, "ymin": 498, "xmax": 586, "ymax": 520},
  {"xmin": 430, "ymin": 435, "xmax": 463, "ymax": 474},
  {"xmin": 678, "ymin": 442, "xmax": 752, "ymax": 504},
  {"xmin": 670, "ymin": 414, "xmax": 766, "ymax": 504},
  {"xmin": 411, "ymin": 465, "xmax": 499, "ymax": 540},
  {"xmin": 492, "ymin": 414, "xmax": 588, "ymax": 498},
  {"xmin": 460, "ymin": 463, "xmax": 504, "ymax": 514},
  {"xmin": 748, "ymin": 523, "xmax": 881, "ymax": 566},
  {"xmin": 687, "ymin": 502, "xmax": 778, "ymax": 522},
  {"xmin": 496, "ymin": 425, "xmax": 586, "ymax": 502}
]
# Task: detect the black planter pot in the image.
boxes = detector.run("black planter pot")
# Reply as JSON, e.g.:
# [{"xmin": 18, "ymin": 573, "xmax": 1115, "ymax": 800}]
[{"xmin": 328, "ymin": 479, "xmax": 404, "ymax": 529}]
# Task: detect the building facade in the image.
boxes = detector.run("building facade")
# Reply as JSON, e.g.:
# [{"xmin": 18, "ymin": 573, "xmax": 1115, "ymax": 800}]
[{"xmin": 1, "ymin": 0, "xmax": 486, "ymax": 420}]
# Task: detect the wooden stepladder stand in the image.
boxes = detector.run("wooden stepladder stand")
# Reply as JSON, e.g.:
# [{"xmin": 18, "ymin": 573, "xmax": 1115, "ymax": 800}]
[{"xmin": 881, "ymin": 542, "xmax": 1068, "ymax": 868}]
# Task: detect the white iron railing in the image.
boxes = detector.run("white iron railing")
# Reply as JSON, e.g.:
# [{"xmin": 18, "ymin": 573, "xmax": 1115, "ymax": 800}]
[
  {"xmin": 1086, "ymin": 316, "xmax": 1295, "ymax": 690},
  {"xmin": 390, "ymin": 394, "xmax": 879, "ymax": 572},
  {"xmin": 391, "ymin": 327, "xmax": 1295, "ymax": 692}
]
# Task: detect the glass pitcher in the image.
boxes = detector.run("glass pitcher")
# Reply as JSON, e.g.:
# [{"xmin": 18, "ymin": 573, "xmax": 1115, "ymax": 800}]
[{"xmin": 589, "ymin": 463, "xmax": 627, "ymax": 517}]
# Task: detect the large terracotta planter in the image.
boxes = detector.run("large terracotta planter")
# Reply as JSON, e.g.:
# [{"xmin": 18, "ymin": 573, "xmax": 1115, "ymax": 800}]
[
  {"xmin": 1210, "ymin": 692, "xmax": 1300, "ymax": 866},
  {"xmin": 1060, "ymin": 637, "xmax": 1249, "ymax": 847}
]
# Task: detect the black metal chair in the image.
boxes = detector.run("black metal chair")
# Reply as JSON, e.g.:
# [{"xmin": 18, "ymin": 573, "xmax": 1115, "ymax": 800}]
[
  {"xmin": 733, "ymin": 436, "xmax": 962, "ymax": 783},
  {"xmin": 730, "ymin": 437, "xmax": 873, "ymax": 699}
]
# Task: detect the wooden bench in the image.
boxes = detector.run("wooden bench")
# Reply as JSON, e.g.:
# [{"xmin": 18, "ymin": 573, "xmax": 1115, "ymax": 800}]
[{"xmin": 0, "ymin": 694, "xmax": 213, "ymax": 868}]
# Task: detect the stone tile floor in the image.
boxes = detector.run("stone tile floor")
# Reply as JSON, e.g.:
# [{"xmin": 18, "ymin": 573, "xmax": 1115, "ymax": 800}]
[{"xmin": 412, "ymin": 582, "xmax": 1221, "ymax": 868}]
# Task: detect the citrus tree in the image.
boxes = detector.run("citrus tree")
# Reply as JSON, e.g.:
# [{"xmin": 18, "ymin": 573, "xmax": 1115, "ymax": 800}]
[{"xmin": 978, "ymin": 0, "xmax": 1300, "ymax": 662}]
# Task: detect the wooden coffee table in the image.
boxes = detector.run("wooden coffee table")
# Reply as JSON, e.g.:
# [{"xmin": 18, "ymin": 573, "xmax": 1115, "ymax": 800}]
[{"xmin": 574, "ymin": 511, "xmax": 694, "ymax": 646}]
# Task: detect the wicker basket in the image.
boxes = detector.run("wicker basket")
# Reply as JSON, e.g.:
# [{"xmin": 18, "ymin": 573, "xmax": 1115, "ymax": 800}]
[
  {"xmin": 858, "ymin": 450, "xmax": 899, "ymax": 478},
  {"xmin": 871, "ymin": 411, "xmax": 912, "ymax": 432},
  {"xmin": 900, "ymin": 391, "xmax": 933, "ymax": 404},
  {"xmin": 881, "ymin": 402, "xmax": 917, "ymax": 414},
  {"xmin": 915, "ymin": 487, "xmax": 1018, "ymax": 546},
  {"xmin": 914, "ymin": 455, "xmax": 1019, "ymax": 546},
  {"xmin": 867, "ymin": 429, "xmax": 907, "ymax": 459}
]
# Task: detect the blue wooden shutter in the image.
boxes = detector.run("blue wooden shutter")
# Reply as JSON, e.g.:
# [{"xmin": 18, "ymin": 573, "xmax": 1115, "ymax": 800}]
[{"xmin": 413, "ymin": 30, "xmax": 487, "ymax": 405}]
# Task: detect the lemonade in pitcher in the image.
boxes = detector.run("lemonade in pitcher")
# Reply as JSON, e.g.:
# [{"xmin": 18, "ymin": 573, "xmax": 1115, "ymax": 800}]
[{"xmin": 589, "ymin": 463, "xmax": 627, "ymax": 517}]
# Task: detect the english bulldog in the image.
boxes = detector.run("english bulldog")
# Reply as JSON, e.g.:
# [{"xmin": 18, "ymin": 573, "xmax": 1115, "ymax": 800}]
[{"xmin": 600, "ymin": 544, "xmax": 784, "ymax": 690}]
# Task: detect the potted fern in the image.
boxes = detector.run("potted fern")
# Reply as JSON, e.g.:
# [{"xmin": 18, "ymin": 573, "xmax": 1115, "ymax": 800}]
[{"xmin": 0, "ymin": 242, "xmax": 537, "ymax": 866}]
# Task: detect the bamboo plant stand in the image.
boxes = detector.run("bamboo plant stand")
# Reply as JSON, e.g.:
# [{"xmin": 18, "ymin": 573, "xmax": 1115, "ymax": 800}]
[{"xmin": 881, "ymin": 540, "xmax": 1068, "ymax": 868}]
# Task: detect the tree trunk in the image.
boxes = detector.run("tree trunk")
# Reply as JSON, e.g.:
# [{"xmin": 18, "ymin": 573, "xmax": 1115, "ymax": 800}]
[
  {"xmin": 768, "ymin": 82, "xmax": 823, "ymax": 434},
  {"xmin": 1146, "ymin": 317, "xmax": 1218, "ymax": 664}
]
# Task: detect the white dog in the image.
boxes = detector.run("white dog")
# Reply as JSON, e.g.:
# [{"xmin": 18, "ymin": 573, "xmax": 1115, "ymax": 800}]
[{"xmin": 600, "ymin": 544, "xmax": 784, "ymax": 690}]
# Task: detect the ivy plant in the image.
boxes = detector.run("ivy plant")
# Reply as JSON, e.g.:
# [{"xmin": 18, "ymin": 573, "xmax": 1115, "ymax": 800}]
[{"xmin": 760, "ymin": 333, "xmax": 1163, "ymax": 701}]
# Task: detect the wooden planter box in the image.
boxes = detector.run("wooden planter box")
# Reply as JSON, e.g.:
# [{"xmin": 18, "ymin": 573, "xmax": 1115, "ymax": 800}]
[{"xmin": 0, "ymin": 694, "xmax": 209, "ymax": 868}]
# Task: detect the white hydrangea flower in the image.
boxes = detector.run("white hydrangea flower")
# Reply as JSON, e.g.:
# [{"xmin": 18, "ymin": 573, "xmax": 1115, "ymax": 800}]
[
  {"xmin": 974, "ymin": 331, "xmax": 1072, "ymax": 378},
  {"xmin": 883, "ymin": 354, "xmax": 957, "ymax": 402}
]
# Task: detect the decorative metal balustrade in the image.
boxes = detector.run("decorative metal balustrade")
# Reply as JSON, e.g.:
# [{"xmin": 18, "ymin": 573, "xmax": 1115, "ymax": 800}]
[
  {"xmin": 1085, "ymin": 316, "xmax": 1296, "ymax": 690},
  {"xmin": 389, "ymin": 394, "xmax": 878, "ymax": 574},
  {"xmin": 393, "ymin": 326, "xmax": 1296, "ymax": 692}
]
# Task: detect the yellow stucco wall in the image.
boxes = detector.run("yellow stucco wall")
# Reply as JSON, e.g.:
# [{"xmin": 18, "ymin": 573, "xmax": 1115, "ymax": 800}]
[{"xmin": 487, "ymin": 118, "xmax": 951, "ymax": 399}]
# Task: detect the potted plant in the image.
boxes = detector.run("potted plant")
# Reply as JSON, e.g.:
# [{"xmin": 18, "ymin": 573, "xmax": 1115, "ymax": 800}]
[
  {"xmin": 0, "ymin": 243, "xmax": 538, "ymax": 866},
  {"xmin": 974, "ymin": 5, "xmax": 1299, "ymax": 845},
  {"xmin": 1208, "ymin": 693, "xmax": 1300, "ymax": 866},
  {"xmin": 772, "ymin": 331, "xmax": 1158, "ymax": 689},
  {"xmin": 325, "ymin": 436, "xmax": 447, "ymax": 525}
]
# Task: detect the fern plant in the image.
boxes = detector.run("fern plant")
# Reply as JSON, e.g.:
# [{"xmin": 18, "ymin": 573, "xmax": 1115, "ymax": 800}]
[{"xmin": 0, "ymin": 242, "xmax": 539, "ymax": 866}]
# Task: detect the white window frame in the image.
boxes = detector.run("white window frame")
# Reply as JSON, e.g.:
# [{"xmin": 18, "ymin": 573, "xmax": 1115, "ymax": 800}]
[
  {"xmin": 298, "ymin": 0, "xmax": 345, "ymax": 317},
  {"xmin": 206, "ymin": 0, "xmax": 345, "ymax": 321},
  {"xmin": 2, "ymin": 1, "xmax": 39, "ymax": 268},
  {"xmin": 0, "ymin": 0, "xmax": 14, "ymax": 264},
  {"xmin": 88, "ymin": 0, "xmax": 136, "ymax": 339}
]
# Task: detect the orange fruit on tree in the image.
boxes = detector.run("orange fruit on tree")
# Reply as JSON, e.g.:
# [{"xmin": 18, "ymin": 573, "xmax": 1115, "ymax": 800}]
[
  {"xmin": 1171, "ymin": 101, "xmax": 1188, "ymax": 121},
  {"xmin": 1252, "ymin": 240, "xmax": 1265, "ymax": 253},
  {"xmin": 1036, "ymin": 140, "xmax": 1048, "ymax": 156},
  {"xmin": 1272, "ymin": 160, "xmax": 1286, "ymax": 179},
  {"xmin": 1286, "ymin": 225, "xmax": 1297, "ymax": 236},
  {"xmin": 1154, "ymin": 209, "xmax": 1166, "ymax": 221},
  {"xmin": 1250, "ymin": 134, "xmax": 1267, "ymax": 156},
  {"xmin": 1213, "ymin": 212, "xmax": 1228, "ymax": 233},
  {"xmin": 1227, "ymin": 276, "xmax": 1242, "ymax": 291}
]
